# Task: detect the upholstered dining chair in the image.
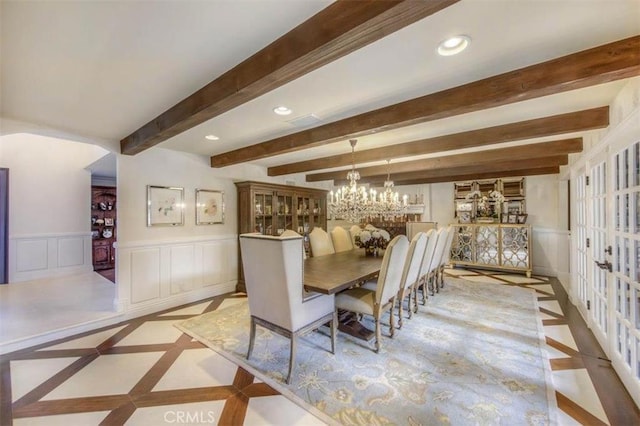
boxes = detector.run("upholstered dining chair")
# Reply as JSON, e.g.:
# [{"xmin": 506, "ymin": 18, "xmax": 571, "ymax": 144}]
[
  {"xmin": 335, "ymin": 235, "xmax": 409, "ymax": 353},
  {"xmin": 239, "ymin": 233, "xmax": 337, "ymax": 384},
  {"xmin": 436, "ymin": 225, "xmax": 455, "ymax": 290},
  {"xmin": 414, "ymin": 228, "xmax": 438, "ymax": 311},
  {"xmin": 395, "ymin": 231, "xmax": 429, "ymax": 328},
  {"xmin": 349, "ymin": 224, "xmax": 361, "ymax": 246},
  {"xmin": 309, "ymin": 227, "xmax": 335, "ymax": 257},
  {"xmin": 330, "ymin": 226, "xmax": 354, "ymax": 253},
  {"xmin": 281, "ymin": 229, "xmax": 307, "ymax": 259},
  {"xmin": 424, "ymin": 227, "xmax": 449, "ymax": 297}
]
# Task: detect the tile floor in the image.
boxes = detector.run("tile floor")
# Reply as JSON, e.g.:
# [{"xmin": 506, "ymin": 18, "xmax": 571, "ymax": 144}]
[{"xmin": 1, "ymin": 269, "xmax": 637, "ymax": 425}]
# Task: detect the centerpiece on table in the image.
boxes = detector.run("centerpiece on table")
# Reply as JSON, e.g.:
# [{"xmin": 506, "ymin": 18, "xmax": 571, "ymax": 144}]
[{"xmin": 353, "ymin": 224, "xmax": 391, "ymax": 256}]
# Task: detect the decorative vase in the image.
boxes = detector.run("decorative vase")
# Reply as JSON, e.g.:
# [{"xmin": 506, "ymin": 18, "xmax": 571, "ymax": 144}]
[{"xmin": 365, "ymin": 246, "xmax": 379, "ymax": 257}]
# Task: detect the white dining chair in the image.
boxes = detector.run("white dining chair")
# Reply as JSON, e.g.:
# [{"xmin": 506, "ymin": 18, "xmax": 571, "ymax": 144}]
[
  {"xmin": 309, "ymin": 227, "xmax": 335, "ymax": 257},
  {"xmin": 396, "ymin": 231, "xmax": 428, "ymax": 328},
  {"xmin": 424, "ymin": 227, "xmax": 449, "ymax": 297},
  {"xmin": 414, "ymin": 228, "xmax": 438, "ymax": 311},
  {"xmin": 436, "ymin": 225, "xmax": 455, "ymax": 290},
  {"xmin": 349, "ymin": 224, "xmax": 362, "ymax": 246},
  {"xmin": 239, "ymin": 233, "xmax": 337, "ymax": 384},
  {"xmin": 281, "ymin": 229, "xmax": 307, "ymax": 259},
  {"xmin": 335, "ymin": 235, "xmax": 409, "ymax": 352},
  {"xmin": 330, "ymin": 226, "xmax": 354, "ymax": 252}
]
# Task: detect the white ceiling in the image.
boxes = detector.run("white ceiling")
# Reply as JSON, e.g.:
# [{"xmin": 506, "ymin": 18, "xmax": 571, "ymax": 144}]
[{"xmin": 2, "ymin": 0, "xmax": 639, "ymax": 175}]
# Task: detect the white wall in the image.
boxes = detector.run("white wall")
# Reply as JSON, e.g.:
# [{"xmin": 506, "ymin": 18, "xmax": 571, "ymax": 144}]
[{"xmin": 0, "ymin": 133, "xmax": 110, "ymax": 282}]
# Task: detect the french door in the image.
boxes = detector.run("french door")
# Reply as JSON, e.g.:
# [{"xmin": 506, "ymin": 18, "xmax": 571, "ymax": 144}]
[
  {"xmin": 574, "ymin": 139, "xmax": 639, "ymax": 404},
  {"xmin": 611, "ymin": 140, "xmax": 639, "ymax": 396}
]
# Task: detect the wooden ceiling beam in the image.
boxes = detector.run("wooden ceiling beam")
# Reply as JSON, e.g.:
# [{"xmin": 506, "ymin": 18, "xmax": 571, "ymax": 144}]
[
  {"xmin": 307, "ymin": 137, "xmax": 581, "ymax": 181},
  {"xmin": 120, "ymin": 0, "xmax": 459, "ymax": 155},
  {"xmin": 336, "ymin": 155, "xmax": 568, "ymax": 185},
  {"xmin": 385, "ymin": 166, "xmax": 561, "ymax": 186},
  {"xmin": 212, "ymin": 36, "xmax": 639, "ymax": 167},
  {"xmin": 267, "ymin": 106, "xmax": 608, "ymax": 176}
]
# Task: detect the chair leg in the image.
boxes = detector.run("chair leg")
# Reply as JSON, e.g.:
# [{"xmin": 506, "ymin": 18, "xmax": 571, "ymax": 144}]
[
  {"xmin": 389, "ymin": 299, "xmax": 395, "ymax": 338},
  {"xmin": 330, "ymin": 310, "xmax": 337, "ymax": 354},
  {"xmin": 374, "ymin": 317, "xmax": 381, "ymax": 353},
  {"xmin": 412, "ymin": 285, "xmax": 419, "ymax": 313},
  {"xmin": 247, "ymin": 317, "xmax": 256, "ymax": 359},
  {"xmin": 397, "ymin": 290, "xmax": 404, "ymax": 329},
  {"xmin": 286, "ymin": 334, "xmax": 297, "ymax": 384}
]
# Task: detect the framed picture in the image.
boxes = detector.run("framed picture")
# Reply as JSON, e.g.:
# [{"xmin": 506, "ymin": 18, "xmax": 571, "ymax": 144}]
[
  {"xmin": 104, "ymin": 217, "xmax": 114, "ymax": 226},
  {"xmin": 147, "ymin": 185, "xmax": 184, "ymax": 226},
  {"xmin": 500, "ymin": 213, "xmax": 509, "ymax": 224},
  {"xmin": 507, "ymin": 213, "xmax": 518, "ymax": 224},
  {"xmin": 516, "ymin": 213, "xmax": 528, "ymax": 224},
  {"xmin": 196, "ymin": 189, "xmax": 225, "ymax": 225}
]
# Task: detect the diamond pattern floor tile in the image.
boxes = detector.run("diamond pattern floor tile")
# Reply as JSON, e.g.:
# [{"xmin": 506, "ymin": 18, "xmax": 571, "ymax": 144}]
[
  {"xmin": 114, "ymin": 320, "xmax": 184, "ymax": 346},
  {"xmin": 126, "ymin": 400, "xmax": 226, "ymax": 426},
  {"xmin": 158, "ymin": 301, "xmax": 211, "ymax": 317},
  {"xmin": 10, "ymin": 357, "xmax": 80, "ymax": 402},
  {"xmin": 544, "ymin": 325, "xmax": 579, "ymax": 351},
  {"xmin": 13, "ymin": 411, "xmax": 110, "ymax": 425},
  {"xmin": 42, "ymin": 352, "xmax": 164, "ymax": 400},
  {"xmin": 41, "ymin": 325, "xmax": 127, "ymax": 350},
  {"xmin": 552, "ymin": 369, "xmax": 609, "ymax": 424},
  {"xmin": 153, "ymin": 348, "xmax": 238, "ymax": 391}
]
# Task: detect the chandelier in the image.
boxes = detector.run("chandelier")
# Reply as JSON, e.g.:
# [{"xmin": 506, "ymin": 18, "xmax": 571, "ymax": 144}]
[
  {"xmin": 374, "ymin": 160, "xmax": 408, "ymax": 221},
  {"xmin": 328, "ymin": 139, "xmax": 377, "ymax": 222},
  {"xmin": 328, "ymin": 141, "xmax": 407, "ymax": 223}
]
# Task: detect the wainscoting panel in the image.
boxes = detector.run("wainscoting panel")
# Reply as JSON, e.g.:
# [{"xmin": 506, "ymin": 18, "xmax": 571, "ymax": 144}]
[
  {"xmin": 531, "ymin": 227, "xmax": 570, "ymax": 284},
  {"xmin": 57, "ymin": 237, "xmax": 85, "ymax": 267},
  {"xmin": 130, "ymin": 248, "xmax": 161, "ymax": 303},
  {"xmin": 201, "ymin": 242, "xmax": 227, "ymax": 287},
  {"xmin": 117, "ymin": 235, "xmax": 237, "ymax": 315},
  {"xmin": 169, "ymin": 245, "xmax": 195, "ymax": 295},
  {"xmin": 9, "ymin": 233, "xmax": 93, "ymax": 282}
]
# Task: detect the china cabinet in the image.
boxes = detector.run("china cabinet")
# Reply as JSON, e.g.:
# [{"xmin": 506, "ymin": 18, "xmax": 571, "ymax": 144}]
[
  {"xmin": 454, "ymin": 178, "xmax": 526, "ymax": 223},
  {"xmin": 235, "ymin": 181, "xmax": 328, "ymax": 291},
  {"xmin": 91, "ymin": 186, "xmax": 116, "ymax": 270}
]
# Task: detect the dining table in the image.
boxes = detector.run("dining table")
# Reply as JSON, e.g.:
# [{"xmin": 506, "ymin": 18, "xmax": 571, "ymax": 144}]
[
  {"xmin": 303, "ymin": 248, "xmax": 384, "ymax": 341},
  {"xmin": 303, "ymin": 248, "xmax": 384, "ymax": 294}
]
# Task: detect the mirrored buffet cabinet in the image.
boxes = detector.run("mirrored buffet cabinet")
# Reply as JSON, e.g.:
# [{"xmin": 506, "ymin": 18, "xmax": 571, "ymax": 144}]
[{"xmin": 449, "ymin": 224, "xmax": 532, "ymax": 277}]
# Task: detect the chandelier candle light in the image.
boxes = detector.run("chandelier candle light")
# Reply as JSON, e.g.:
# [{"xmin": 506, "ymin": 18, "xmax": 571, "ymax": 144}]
[{"xmin": 329, "ymin": 140, "xmax": 408, "ymax": 223}]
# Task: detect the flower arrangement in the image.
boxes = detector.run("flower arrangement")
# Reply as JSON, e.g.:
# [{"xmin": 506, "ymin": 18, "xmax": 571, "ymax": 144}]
[
  {"xmin": 465, "ymin": 189, "xmax": 505, "ymax": 218},
  {"xmin": 354, "ymin": 224, "xmax": 391, "ymax": 255}
]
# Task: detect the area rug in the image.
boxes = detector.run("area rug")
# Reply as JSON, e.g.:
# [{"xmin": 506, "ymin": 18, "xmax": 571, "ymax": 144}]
[{"xmin": 176, "ymin": 278, "xmax": 557, "ymax": 425}]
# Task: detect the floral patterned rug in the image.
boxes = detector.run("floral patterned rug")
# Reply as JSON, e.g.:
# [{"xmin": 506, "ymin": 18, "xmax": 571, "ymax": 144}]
[{"xmin": 176, "ymin": 278, "xmax": 557, "ymax": 425}]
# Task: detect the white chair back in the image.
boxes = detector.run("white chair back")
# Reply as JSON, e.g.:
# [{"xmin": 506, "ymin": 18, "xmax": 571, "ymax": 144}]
[
  {"xmin": 418, "ymin": 229, "xmax": 438, "ymax": 281},
  {"xmin": 331, "ymin": 226, "xmax": 354, "ymax": 252},
  {"xmin": 406, "ymin": 222, "xmax": 437, "ymax": 240},
  {"xmin": 239, "ymin": 233, "xmax": 305, "ymax": 330},
  {"xmin": 401, "ymin": 232, "xmax": 428, "ymax": 291},
  {"xmin": 309, "ymin": 227, "xmax": 335, "ymax": 257},
  {"xmin": 281, "ymin": 229, "xmax": 307, "ymax": 259},
  {"xmin": 428, "ymin": 227, "xmax": 449, "ymax": 274},
  {"xmin": 349, "ymin": 225, "xmax": 361, "ymax": 246},
  {"xmin": 372, "ymin": 235, "xmax": 409, "ymax": 304},
  {"xmin": 439, "ymin": 226, "xmax": 455, "ymax": 268}
]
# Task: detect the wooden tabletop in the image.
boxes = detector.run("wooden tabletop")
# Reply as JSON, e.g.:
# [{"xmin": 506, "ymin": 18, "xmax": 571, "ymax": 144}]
[{"xmin": 304, "ymin": 249, "xmax": 383, "ymax": 294}]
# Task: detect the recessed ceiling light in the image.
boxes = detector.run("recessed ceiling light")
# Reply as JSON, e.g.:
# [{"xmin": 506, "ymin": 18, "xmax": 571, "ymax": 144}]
[
  {"xmin": 205, "ymin": 134, "xmax": 219, "ymax": 141},
  {"xmin": 273, "ymin": 106, "xmax": 292, "ymax": 116},
  {"xmin": 437, "ymin": 35, "xmax": 471, "ymax": 56}
]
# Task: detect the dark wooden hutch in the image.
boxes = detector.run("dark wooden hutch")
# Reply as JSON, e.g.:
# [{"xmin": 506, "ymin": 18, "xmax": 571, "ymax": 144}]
[
  {"xmin": 235, "ymin": 181, "xmax": 328, "ymax": 291},
  {"xmin": 91, "ymin": 186, "xmax": 116, "ymax": 270}
]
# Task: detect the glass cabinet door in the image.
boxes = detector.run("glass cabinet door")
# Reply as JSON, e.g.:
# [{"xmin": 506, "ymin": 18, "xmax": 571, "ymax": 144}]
[
  {"xmin": 254, "ymin": 193, "xmax": 273, "ymax": 234},
  {"xmin": 276, "ymin": 193, "xmax": 293, "ymax": 235},
  {"xmin": 296, "ymin": 196, "xmax": 310, "ymax": 234}
]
